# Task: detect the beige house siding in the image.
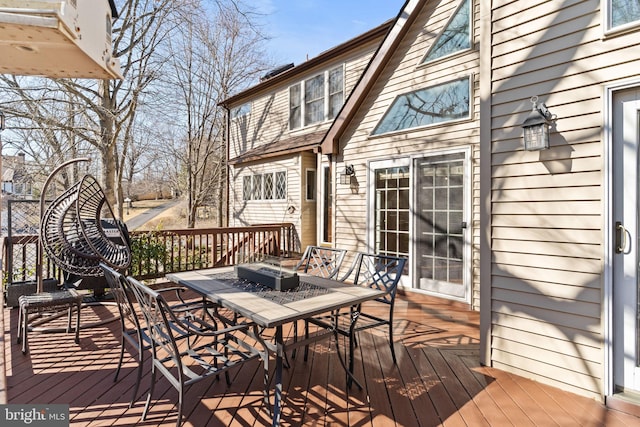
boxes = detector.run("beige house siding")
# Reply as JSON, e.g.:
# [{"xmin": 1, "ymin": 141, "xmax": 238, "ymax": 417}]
[
  {"xmin": 224, "ymin": 27, "xmax": 390, "ymax": 253},
  {"xmin": 230, "ymin": 157, "xmax": 302, "ymax": 250},
  {"xmin": 488, "ymin": 0, "xmax": 640, "ymax": 400},
  {"xmin": 228, "ymin": 41, "xmax": 381, "ymax": 160},
  {"xmin": 332, "ymin": 0, "xmax": 481, "ymax": 307}
]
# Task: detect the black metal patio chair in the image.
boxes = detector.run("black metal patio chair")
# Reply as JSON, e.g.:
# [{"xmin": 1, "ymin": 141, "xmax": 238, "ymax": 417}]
[
  {"xmin": 294, "ymin": 245, "xmax": 348, "ymax": 278},
  {"xmin": 126, "ymin": 275, "xmax": 263, "ymax": 427},
  {"xmin": 291, "ymin": 245, "xmax": 348, "ymax": 360},
  {"xmin": 100, "ymin": 262, "xmax": 222, "ymax": 408},
  {"xmin": 304, "ymin": 252, "xmax": 407, "ymax": 388}
]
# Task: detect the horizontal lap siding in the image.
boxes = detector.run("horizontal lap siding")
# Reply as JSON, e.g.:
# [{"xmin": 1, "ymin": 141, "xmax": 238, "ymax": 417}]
[
  {"xmin": 228, "ymin": 40, "xmax": 383, "ymax": 254},
  {"xmin": 337, "ymin": 0, "xmax": 482, "ymax": 308},
  {"xmin": 228, "ymin": 43, "xmax": 380, "ymax": 159},
  {"xmin": 230, "ymin": 158, "xmax": 301, "ymax": 231},
  {"xmin": 489, "ymin": 0, "xmax": 640, "ymax": 399}
]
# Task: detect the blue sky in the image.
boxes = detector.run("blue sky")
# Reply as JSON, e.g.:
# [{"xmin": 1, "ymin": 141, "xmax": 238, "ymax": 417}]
[{"xmin": 255, "ymin": 1, "xmax": 403, "ymax": 66}]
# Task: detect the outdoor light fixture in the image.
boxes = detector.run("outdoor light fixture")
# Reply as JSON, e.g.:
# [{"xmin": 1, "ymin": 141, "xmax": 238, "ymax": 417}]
[
  {"xmin": 0, "ymin": 109, "xmax": 5, "ymax": 132},
  {"xmin": 522, "ymin": 96, "xmax": 556, "ymax": 151},
  {"xmin": 340, "ymin": 164, "xmax": 355, "ymax": 185}
]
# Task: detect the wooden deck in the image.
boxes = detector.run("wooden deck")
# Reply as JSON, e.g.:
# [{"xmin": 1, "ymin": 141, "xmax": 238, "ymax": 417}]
[{"xmin": 3, "ymin": 291, "xmax": 640, "ymax": 427}]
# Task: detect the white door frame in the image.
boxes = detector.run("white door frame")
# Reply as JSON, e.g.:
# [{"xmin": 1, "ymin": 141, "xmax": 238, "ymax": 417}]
[
  {"xmin": 366, "ymin": 157, "xmax": 412, "ymax": 289},
  {"xmin": 365, "ymin": 146, "xmax": 472, "ymax": 303},
  {"xmin": 604, "ymin": 78, "xmax": 640, "ymax": 397}
]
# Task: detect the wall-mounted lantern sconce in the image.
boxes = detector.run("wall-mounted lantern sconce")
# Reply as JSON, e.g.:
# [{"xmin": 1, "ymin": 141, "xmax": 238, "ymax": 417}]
[
  {"xmin": 340, "ymin": 164, "xmax": 355, "ymax": 185},
  {"xmin": 522, "ymin": 96, "xmax": 556, "ymax": 151},
  {"xmin": 0, "ymin": 109, "xmax": 5, "ymax": 132}
]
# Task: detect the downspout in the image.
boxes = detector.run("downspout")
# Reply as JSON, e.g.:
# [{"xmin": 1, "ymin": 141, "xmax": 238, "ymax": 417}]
[
  {"xmin": 222, "ymin": 104, "xmax": 231, "ymax": 227},
  {"xmin": 478, "ymin": 0, "xmax": 493, "ymax": 366}
]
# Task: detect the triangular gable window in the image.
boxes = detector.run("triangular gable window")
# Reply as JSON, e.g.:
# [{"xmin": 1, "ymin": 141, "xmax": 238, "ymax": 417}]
[
  {"xmin": 372, "ymin": 76, "xmax": 470, "ymax": 135},
  {"xmin": 422, "ymin": 0, "xmax": 470, "ymax": 64}
]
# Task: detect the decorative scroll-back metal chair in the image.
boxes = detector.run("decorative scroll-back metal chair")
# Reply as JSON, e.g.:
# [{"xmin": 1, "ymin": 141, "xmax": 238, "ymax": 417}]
[
  {"xmin": 292, "ymin": 246, "xmax": 348, "ymax": 360},
  {"xmin": 126, "ymin": 275, "xmax": 263, "ymax": 427},
  {"xmin": 101, "ymin": 262, "xmax": 209, "ymax": 407},
  {"xmin": 295, "ymin": 245, "xmax": 347, "ymax": 279},
  {"xmin": 304, "ymin": 252, "xmax": 407, "ymax": 388}
]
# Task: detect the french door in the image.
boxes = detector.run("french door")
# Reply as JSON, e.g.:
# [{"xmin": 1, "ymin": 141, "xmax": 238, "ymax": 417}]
[
  {"xmin": 368, "ymin": 149, "xmax": 470, "ymax": 301},
  {"xmin": 414, "ymin": 152, "xmax": 469, "ymax": 300},
  {"xmin": 612, "ymin": 89, "xmax": 640, "ymax": 393}
]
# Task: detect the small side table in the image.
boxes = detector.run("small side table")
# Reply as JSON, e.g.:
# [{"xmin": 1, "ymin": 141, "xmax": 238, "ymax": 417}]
[{"xmin": 17, "ymin": 289, "xmax": 83, "ymax": 354}]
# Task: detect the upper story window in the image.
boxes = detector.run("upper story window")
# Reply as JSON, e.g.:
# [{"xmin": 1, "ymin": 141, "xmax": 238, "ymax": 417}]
[
  {"xmin": 289, "ymin": 65, "xmax": 344, "ymax": 130},
  {"xmin": 422, "ymin": 0, "xmax": 471, "ymax": 64},
  {"xmin": 372, "ymin": 76, "xmax": 471, "ymax": 135},
  {"xmin": 231, "ymin": 103, "xmax": 251, "ymax": 120},
  {"xmin": 242, "ymin": 171, "xmax": 287, "ymax": 201},
  {"xmin": 609, "ymin": 0, "xmax": 640, "ymax": 29}
]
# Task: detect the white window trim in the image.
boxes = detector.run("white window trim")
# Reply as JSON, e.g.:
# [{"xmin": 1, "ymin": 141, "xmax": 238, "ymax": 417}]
[
  {"xmin": 231, "ymin": 102, "xmax": 251, "ymax": 120},
  {"xmin": 289, "ymin": 64, "xmax": 345, "ymax": 131},
  {"xmin": 367, "ymin": 157, "xmax": 412, "ymax": 289},
  {"xmin": 371, "ymin": 74, "xmax": 473, "ymax": 137},
  {"xmin": 603, "ymin": 0, "xmax": 640, "ymax": 37},
  {"xmin": 419, "ymin": 0, "xmax": 473, "ymax": 67},
  {"xmin": 242, "ymin": 171, "xmax": 287, "ymax": 201},
  {"xmin": 603, "ymin": 77, "xmax": 640, "ymax": 397},
  {"xmin": 319, "ymin": 163, "xmax": 332, "ymax": 245},
  {"xmin": 409, "ymin": 147, "xmax": 471, "ymax": 303}
]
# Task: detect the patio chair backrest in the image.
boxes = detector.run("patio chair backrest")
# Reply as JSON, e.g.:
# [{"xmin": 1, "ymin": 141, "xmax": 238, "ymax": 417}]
[
  {"xmin": 125, "ymin": 276, "xmax": 182, "ymax": 367},
  {"xmin": 295, "ymin": 246, "xmax": 347, "ymax": 279},
  {"xmin": 340, "ymin": 253, "xmax": 407, "ymax": 305},
  {"xmin": 100, "ymin": 262, "xmax": 141, "ymax": 334}
]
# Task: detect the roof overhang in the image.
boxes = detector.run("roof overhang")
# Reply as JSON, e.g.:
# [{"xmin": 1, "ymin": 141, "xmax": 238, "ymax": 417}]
[
  {"xmin": 219, "ymin": 19, "xmax": 394, "ymax": 108},
  {"xmin": 319, "ymin": 0, "xmax": 425, "ymax": 154},
  {"xmin": 229, "ymin": 131, "xmax": 326, "ymax": 166}
]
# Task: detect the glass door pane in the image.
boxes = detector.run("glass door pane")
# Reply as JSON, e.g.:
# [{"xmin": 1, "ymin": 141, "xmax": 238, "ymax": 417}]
[
  {"xmin": 373, "ymin": 166, "xmax": 410, "ymax": 260},
  {"xmin": 415, "ymin": 153, "xmax": 466, "ymax": 299}
]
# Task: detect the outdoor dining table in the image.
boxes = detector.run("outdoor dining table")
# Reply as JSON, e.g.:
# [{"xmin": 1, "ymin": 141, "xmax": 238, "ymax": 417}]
[{"xmin": 166, "ymin": 266, "xmax": 385, "ymax": 427}]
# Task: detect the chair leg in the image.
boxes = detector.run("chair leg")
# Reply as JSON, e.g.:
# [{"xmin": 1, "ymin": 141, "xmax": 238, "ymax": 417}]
[
  {"xmin": 74, "ymin": 302, "xmax": 81, "ymax": 344},
  {"xmin": 69, "ymin": 303, "xmax": 81, "ymax": 344},
  {"xmin": 17, "ymin": 307, "xmax": 23, "ymax": 344},
  {"xmin": 114, "ymin": 338, "xmax": 125, "ymax": 382},
  {"xmin": 141, "ymin": 365, "xmax": 156, "ymax": 422},
  {"xmin": 291, "ymin": 321, "xmax": 298, "ymax": 359},
  {"xmin": 303, "ymin": 320, "xmax": 310, "ymax": 361},
  {"xmin": 21, "ymin": 309, "xmax": 29, "ymax": 354},
  {"xmin": 66, "ymin": 305, "xmax": 73, "ymax": 333},
  {"xmin": 130, "ymin": 345, "xmax": 144, "ymax": 408},
  {"xmin": 176, "ymin": 386, "xmax": 184, "ymax": 427},
  {"xmin": 388, "ymin": 315, "xmax": 397, "ymax": 364}
]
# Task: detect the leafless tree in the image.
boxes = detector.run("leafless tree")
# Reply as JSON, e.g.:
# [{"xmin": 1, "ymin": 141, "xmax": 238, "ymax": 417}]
[
  {"xmin": 163, "ymin": 1, "xmax": 270, "ymax": 227},
  {"xmin": 0, "ymin": 0, "xmax": 269, "ymax": 223},
  {"xmin": 0, "ymin": 0, "xmax": 179, "ymax": 215}
]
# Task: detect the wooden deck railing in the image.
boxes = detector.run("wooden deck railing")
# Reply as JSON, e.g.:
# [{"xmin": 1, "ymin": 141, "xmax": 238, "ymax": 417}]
[{"xmin": 2, "ymin": 223, "xmax": 297, "ymax": 286}]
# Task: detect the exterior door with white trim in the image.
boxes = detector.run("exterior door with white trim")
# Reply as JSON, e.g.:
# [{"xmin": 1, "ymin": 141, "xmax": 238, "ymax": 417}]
[
  {"xmin": 613, "ymin": 89, "xmax": 640, "ymax": 393},
  {"xmin": 414, "ymin": 151, "xmax": 469, "ymax": 301}
]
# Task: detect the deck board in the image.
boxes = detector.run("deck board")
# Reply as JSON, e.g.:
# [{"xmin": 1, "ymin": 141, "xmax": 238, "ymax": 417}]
[{"xmin": 3, "ymin": 292, "xmax": 640, "ymax": 427}]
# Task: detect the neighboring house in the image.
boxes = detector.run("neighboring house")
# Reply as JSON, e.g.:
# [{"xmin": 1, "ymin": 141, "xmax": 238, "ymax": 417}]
[
  {"xmin": 2, "ymin": 153, "xmax": 33, "ymax": 198},
  {"xmin": 220, "ymin": 20, "xmax": 392, "ymax": 252},
  {"xmin": 223, "ymin": 0, "xmax": 640, "ymax": 414}
]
